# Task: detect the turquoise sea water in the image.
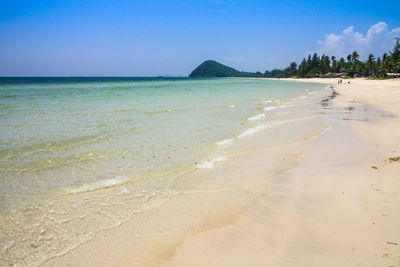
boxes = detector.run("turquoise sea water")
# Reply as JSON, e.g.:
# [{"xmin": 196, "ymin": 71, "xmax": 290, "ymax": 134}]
[
  {"xmin": 0, "ymin": 77, "xmax": 328, "ymax": 265},
  {"xmin": 0, "ymin": 77, "xmax": 324, "ymax": 208}
]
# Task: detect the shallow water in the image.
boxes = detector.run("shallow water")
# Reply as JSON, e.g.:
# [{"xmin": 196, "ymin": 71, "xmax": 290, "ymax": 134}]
[{"xmin": 0, "ymin": 77, "xmax": 328, "ymax": 265}]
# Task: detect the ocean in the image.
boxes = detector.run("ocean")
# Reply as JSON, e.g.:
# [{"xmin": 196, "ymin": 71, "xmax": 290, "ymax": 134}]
[{"xmin": 0, "ymin": 77, "xmax": 329, "ymax": 265}]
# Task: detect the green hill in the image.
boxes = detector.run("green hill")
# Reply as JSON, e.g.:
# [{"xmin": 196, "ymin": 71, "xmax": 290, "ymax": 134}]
[{"xmin": 189, "ymin": 60, "xmax": 244, "ymax": 77}]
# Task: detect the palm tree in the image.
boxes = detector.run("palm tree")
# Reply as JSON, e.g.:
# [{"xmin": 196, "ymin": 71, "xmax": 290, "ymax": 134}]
[
  {"xmin": 351, "ymin": 51, "xmax": 360, "ymax": 76},
  {"xmin": 331, "ymin": 56, "xmax": 337, "ymax": 72},
  {"xmin": 390, "ymin": 37, "xmax": 400, "ymax": 72},
  {"xmin": 339, "ymin": 58, "xmax": 346, "ymax": 72},
  {"xmin": 346, "ymin": 54, "xmax": 352, "ymax": 64},
  {"xmin": 381, "ymin": 53, "xmax": 390, "ymax": 77},
  {"xmin": 351, "ymin": 51, "xmax": 359, "ymax": 62},
  {"xmin": 346, "ymin": 54, "xmax": 353, "ymax": 75},
  {"xmin": 366, "ymin": 54, "xmax": 376, "ymax": 77}
]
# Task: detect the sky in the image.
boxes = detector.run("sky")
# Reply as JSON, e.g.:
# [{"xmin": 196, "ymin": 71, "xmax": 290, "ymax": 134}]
[{"xmin": 0, "ymin": 0, "xmax": 400, "ymax": 76}]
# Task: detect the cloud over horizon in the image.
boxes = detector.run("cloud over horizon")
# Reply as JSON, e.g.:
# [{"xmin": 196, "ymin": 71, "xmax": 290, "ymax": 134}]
[{"xmin": 318, "ymin": 22, "xmax": 400, "ymax": 60}]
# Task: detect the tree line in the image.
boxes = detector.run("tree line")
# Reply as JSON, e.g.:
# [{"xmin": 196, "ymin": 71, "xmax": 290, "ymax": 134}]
[{"xmin": 260, "ymin": 37, "xmax": 400, "ymax": 78}]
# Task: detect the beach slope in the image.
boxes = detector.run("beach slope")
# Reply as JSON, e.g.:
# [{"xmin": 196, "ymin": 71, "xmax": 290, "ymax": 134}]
[{"xmin": 44, "ymin": 78, "xmax": 400, "ymax": 266}]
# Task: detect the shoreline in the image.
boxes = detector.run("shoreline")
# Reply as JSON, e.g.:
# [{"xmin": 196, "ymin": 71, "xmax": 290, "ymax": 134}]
[
  {"xmin": 15, "ymin": 78, "xmax": 400, "ymax": 266},
  {"xmin": 162, "ymin": 78, "xmax": 400, "ymax": 266}
]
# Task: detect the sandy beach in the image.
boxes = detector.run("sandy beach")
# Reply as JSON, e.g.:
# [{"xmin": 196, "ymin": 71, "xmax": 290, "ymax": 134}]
[
  {"xmin": 1, "ymin": 1, "xmax": 399, "ymax": 266},
  {"xmin": 40, "ymin": 78, "xmax": 400, "ymax": 266}
]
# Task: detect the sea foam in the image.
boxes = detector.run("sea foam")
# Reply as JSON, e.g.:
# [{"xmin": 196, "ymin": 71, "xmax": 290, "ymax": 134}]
[
  {"xmin": 197, "ymin": 156, "xmax": 227, "ymax": 169},
  {"xmin": 216, "ymin": 138, "xmax": 234, "ymax": 146},
  {"xmin": 65, "ymin": 176, "xmax": 128, "ymax": 193},
  {"xmin": 264, "ymin": 104, "xmax": 293, "ymax": 111},
  {"xmin": 238, "ymin": 124, "xmax": 270, "ymax": 138},
  {"xmin": 117, "ymin": 187, "xmax": 130, "ymax": 195},
  {"xmin": 247, "ymin": 113, "xmax": 265, "ymax": 121},
  {"xmin": 261, "ymin": 98, "xmax": 279, "ymax": 104},
  {"xmin": 263, "ymin": 106, "xmax": 277, "ymax": 111}
]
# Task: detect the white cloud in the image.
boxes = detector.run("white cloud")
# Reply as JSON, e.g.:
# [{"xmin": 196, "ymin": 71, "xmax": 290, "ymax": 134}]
[{"xmin": 318, "ymin": 22, "xmax": 400, "ymax": 60}]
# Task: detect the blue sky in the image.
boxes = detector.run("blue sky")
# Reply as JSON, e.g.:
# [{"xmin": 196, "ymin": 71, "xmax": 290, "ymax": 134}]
[{"xmin": 1, "ymin": 0, "xmax": 400, "ymax": 76}]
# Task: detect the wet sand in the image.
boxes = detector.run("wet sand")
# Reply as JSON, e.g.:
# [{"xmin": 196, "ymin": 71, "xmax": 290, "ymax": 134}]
[{"xmin": 44, "ymin": 78, "xmax": 400, "ymax": 266}]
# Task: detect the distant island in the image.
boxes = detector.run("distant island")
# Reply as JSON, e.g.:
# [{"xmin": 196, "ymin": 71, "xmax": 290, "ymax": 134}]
[
  {"xmin": 189, "ymin": 60, "xmax": 255, "ymax": 78},
  {"xmin": 190, "ymin": 37, "xmax": 400, "ymax": 79}
]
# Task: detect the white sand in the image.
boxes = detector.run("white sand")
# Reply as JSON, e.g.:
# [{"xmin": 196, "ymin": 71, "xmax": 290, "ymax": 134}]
[{"xmin": 44, "ymin": 78, "xmax": 400, "ymax": 266}]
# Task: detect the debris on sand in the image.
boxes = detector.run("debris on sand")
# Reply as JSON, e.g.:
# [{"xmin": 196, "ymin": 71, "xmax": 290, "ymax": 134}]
[{"xmin": 388, "ymin": 156, "xmax": 400, "ymax": 163}]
